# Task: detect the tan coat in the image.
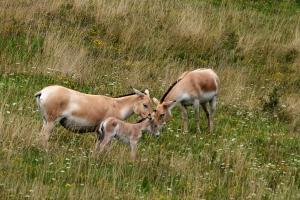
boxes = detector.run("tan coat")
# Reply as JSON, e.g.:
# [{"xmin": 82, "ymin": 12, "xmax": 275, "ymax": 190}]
[
  {"xmin": 35, "ymin": 85, "xmax": 153, "ymax": 148},
  {"xmin": 153, "ymin": 68, "xmax": 219, "ymax": 133},
  {"xmin": 95, "ymin": 115, "xmax": 159, "ymax": 160}
]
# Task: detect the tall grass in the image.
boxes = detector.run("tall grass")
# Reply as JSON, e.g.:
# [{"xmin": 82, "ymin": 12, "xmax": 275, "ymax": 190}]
[{"xmin": 0, "ymin": 0, "xmax": 299, "ymax": 199}]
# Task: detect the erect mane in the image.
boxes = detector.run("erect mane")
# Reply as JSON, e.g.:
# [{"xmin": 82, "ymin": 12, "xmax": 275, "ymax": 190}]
[
  {"xmin": 115, "ymin": 89, "xmax": 146, "ymax": 98},
  {"xmin": 160, "ymin": 78, "xmax": 182, "ymax": 102},
  {"xmin": 115, "ymin": 92, "xmax": 136, "ymax": 98},
  {"xmin": 135, "ymin": 118, "xmax": 148, "ymax": 123}
]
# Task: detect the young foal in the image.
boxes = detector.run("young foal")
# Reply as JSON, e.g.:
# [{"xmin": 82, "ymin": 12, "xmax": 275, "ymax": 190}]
[
  {"xmin": 95, "ymin": 115, "xmax": 159, "ymax": 160},
  {"xmin": 35, "ymin": 85, "xmax": 153, "ymax": 149},
  {"xmin": 153, "ymin": 68, "xmax": 219, "ymax": 133}
]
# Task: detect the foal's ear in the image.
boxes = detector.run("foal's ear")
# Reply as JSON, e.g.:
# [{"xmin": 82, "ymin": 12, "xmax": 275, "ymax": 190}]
[
  {"xmin": 152, "ymin": 97, "xmax": 160, "ymax": 105},
  {"xmin": 132, "ymin": 88, "xmax": 145, "ymax": 96}
]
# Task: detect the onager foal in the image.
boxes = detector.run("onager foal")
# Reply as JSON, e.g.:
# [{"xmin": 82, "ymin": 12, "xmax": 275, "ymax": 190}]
[
  {"xmin": 153, "ymin": 68, "xmax": 219, "ymax": 133},
  {"xmin": 35, "ymin": 85, "xmax": 153, "ymax": 149},
  {"xmin": 95, "ymin": 115, "xmax": 159, "ymax": 160}
]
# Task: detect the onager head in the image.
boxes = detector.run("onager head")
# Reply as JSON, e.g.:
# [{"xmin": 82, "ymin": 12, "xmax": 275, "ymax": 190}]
[
  {"xmin": 152, "ymin": 98, "xmax": 176, "ymax": 128},
  {"xmin": 132, "ymin": 88, "xmax": 153, "ymax": 118}
]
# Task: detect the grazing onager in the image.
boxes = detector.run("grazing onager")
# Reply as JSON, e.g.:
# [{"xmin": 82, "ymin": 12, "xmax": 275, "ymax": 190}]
[
  {"xmin": 153, "ymin": 68, "xmax": 219, "ymax": 133},
  {"xmin": 35, "ymin": 85, "xmax": 153, "ymax": 149},
  {"xmin": 95, "ymin": 115, "xmax": 160, "ymax": 160}
]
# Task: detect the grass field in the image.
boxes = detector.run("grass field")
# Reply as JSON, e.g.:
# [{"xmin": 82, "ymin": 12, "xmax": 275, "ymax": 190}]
[{"xmin": 0, "ymin": 0, "xmax": 300, "ymax": 199}]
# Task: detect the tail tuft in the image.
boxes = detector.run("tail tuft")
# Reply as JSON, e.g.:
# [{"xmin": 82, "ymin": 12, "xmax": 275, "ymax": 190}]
[
  {"xmin": 35, "ymin": 91, "xmax": 42, "ymax": 108},
  {"xmin": 97, "ymin": 121, "xmax": 105, "ymax": 141},
  {"xmin": 35, "ymin": 91, "xmax": 42, "ymax": 98}
]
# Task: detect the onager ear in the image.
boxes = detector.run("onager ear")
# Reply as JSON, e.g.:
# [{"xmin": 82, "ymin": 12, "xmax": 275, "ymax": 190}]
[
  {"xmin": 144, "ymin": 89, "xmax": 150, "ymax": 96},
  {"xmin": 132, "ymin": 88, "xmax": 145, "ymax": 96},
  {"xmin": 152, "ymin": 97, "xmax": 160, "ymax": 105},
  {"xmin": 163, "ymin": 100, "xmax": 176, "ymax": 108}
]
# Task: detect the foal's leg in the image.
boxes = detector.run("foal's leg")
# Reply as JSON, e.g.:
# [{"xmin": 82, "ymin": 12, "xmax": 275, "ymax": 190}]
[
  {"xmin": 130, "ymin": 140, "xmax": 138, "ymax": 160},
  {"xmin": 193, "ymin": 99, "xmax": 200, "ymax": 133},
  {"xmin": 98, "ymin": 135, "xmax": 113, "ymax": 153},
  {"xmin": 94, "ymin": 137, "xmax": 102, "ymax": 153},
  {"xmin": 178, "ymin": 103, "xmax": 188, "ymax": 133}
]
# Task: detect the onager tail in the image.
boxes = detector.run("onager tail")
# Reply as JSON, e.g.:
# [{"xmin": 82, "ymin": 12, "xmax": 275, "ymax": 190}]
[
  {"xmin": 35, "ymin": 91, "xmax": 42, "ymax": 105},
  {"xmin": 34, "ymin": 91, "xmax": 45, "ymax": 122},
  {"xmin": 35, "ymin": 91, "xmax": 42, "ymax": 97}
]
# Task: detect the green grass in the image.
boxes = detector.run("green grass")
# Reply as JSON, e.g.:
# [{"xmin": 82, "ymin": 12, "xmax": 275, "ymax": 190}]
[
  {"xmin": 0, "ymin": 0, "xmax": 300, "ymax": 199},
  {"xmin": 0, "ymin": 34, "xmax": 43, "ymax": 64},
  {"xmin": 1, "ymin": 72, "xmax": 299, "ymax": 199}
]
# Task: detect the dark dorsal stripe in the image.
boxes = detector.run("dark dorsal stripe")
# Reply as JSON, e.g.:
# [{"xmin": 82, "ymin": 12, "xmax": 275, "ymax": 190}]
[
  {"xmin": 160, "ymin": 78, "xmax": 182, "ymax": 102},
  {"xmin": 115, "ymin": 92, "xmax": 136, "ymax": 98},
  {"xmin": 115, "ymin": 89, "xmax": 146, "ymax": 98}
]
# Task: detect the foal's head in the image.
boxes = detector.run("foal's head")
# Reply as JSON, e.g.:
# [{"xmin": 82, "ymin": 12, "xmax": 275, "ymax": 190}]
[{"xmin": 147, "ymin": 113, "xmax": 161, "ymax": 136}]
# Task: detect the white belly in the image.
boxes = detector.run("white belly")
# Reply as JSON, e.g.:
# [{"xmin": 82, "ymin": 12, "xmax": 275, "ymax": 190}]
[
  {"xmin": 199, "ymin": 91, "xmax": 217, "ymax": 103},
  {"xmin": 59, "ymin": 116, "xmax": 96, "ymax": 133},
  {"xmin": 115, "ymin": 133, "xmax": 130, "ymax": 144},
  {"xmin": 177, "ymin": 91, "xmax": 217, "ymax": 105}
]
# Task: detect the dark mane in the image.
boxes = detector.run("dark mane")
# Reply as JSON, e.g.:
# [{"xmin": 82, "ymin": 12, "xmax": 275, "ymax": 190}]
[
  {"xmin": 115, "ymin": 92, "xmax": 136, "ymax": 98},
  {"xmin": 115, "ymin": 89, "xmax": 146, "ymax": 98},
  {"xmin": 160, "ymin": 79, "xmax": 182, "ymax": 102}
]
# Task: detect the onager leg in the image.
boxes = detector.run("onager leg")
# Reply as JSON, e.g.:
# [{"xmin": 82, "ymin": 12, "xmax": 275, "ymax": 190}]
[
  {"xmin": 193, "ymin": 99, "xmax": 200, "ymax": 133},
  {"xmin": 40, "ymin": 121, "xmax": 55, "ymax": 150},
  {"xmin": 208, "ymin": 96, "xmax": 217, "ymax": 132},
  {"xmin": 201, "ymin": 103, "xmax": 211, "ymax": 133},
  {"xmin": 178, "ymin": 103, "xmax": 188, "ymax": 133},
  {"xmin": 130, "ymin": 140, "xmax": 138, "ymax": 160}
]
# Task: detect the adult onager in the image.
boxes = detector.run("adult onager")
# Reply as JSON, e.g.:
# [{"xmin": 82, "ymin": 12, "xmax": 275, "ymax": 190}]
[
  {"xmin": 35, "ymin": 85, "xmax": 153, "ymax": 149},
  {"xmin": 95, "ymin": 115, "xmax": 159, "ymax": 160},
  {"xmin": 153, "ymin": 68, "xmax": 219, "ymax": 133}
]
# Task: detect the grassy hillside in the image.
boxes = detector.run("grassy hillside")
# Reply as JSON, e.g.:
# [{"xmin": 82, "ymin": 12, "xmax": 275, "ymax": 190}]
[{"xmin": 0, "ymin": 0, "xmax": 300, "ymax": 199}]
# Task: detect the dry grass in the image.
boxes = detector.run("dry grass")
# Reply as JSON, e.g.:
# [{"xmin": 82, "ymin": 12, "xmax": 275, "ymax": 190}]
[
  {"xmin": 40, "ymin": 31, "xmax": 89, "ymax": 76},
  {"xmin": 1, "ymin": 0, "xmax": 299, "ymax": 88}
]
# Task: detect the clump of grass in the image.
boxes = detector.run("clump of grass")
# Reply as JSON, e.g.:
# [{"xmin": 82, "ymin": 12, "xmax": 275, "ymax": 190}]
[
  {"xmin": 262, "ymin": 86, "xmax": 281, "ymax": 112},
  {"xmin": 261, "ymin": 86, "xmax": 292, "ymax": 122}
]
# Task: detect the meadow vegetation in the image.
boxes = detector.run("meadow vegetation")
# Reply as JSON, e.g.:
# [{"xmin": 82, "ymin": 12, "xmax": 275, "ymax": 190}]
[{"xmin": 0, "ymin": 0, "xmax": 300, "ymax": 199}]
